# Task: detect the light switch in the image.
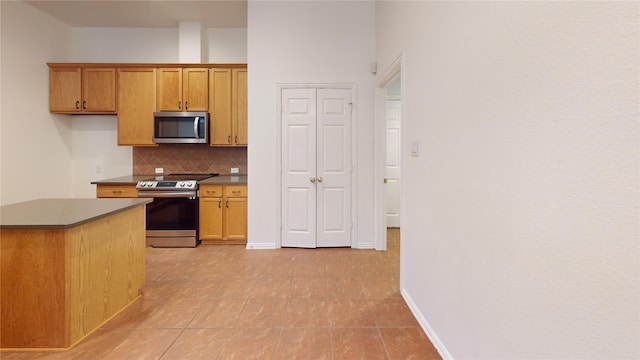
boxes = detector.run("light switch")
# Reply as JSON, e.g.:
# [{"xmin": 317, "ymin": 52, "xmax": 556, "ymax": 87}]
[{"xmin": 411, "ymin": 140, "xmax": 419, "ymax": 157}]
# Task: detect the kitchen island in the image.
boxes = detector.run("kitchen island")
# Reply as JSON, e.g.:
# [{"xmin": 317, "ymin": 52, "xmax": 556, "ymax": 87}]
[{"xmin": 0, "ymin": 198, "xmax": 151, "ymax": 351}]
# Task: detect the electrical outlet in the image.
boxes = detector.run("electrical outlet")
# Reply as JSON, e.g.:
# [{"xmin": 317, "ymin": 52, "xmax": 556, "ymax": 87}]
[
  {"xmin": 230, "ymin": 168, "xmax": 239, "ymax": 174},
  {"xmin": 155, "ymin": 167, "xmax": 164, "ymax": 174}
]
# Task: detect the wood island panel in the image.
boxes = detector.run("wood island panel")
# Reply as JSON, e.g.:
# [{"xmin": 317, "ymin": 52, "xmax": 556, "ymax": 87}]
[
  {"xmin": 1, "ymin": 204, "xmax": 146, "ymax": 350},
  {"xmin": 0, "ymin": 229, "xmax": 68, "ymax": 348}
]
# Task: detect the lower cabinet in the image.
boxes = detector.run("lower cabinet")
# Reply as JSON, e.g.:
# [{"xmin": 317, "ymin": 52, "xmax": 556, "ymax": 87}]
[
  {"xmin": 96, "ymin": 184, "xmax": 138, "ymax": 198},
  {"xmin": 199, "ymin": 184, "xmax": 247, "ymax": 244}
]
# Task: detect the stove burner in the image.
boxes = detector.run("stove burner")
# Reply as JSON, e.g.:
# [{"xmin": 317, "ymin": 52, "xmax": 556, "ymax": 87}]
[{"xmin": 136, "ymin": 173, "xmax": 219, "ymax": 191}]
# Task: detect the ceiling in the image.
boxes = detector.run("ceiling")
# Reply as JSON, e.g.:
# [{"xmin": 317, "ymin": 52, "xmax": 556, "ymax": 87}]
[{"xmin": 24, "ymin": 0, "xmax": 247, "ymax": 28}]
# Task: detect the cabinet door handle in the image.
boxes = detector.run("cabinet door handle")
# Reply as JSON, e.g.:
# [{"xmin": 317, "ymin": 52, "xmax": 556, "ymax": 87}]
[
  {"xmin": 112, "ymin": 190, "xmax": 122, "ymax": 194},
  {"xmin": 235, "ymin": 135, "xmax": 238, "ymax": 144},
  {"xmin": 226, "ymin": 200, "xmax": 229, "ymax": 208},
  {"xmin": 228, "ymin": 135, "xmax": 231, "ymax": 143},
  {"xmin": 310, "ymin": 177, "xmax": 316, "ymax": 183},
  {"xmin": 75, "ymin": 100, "xmax": 80, "ymax": 109},
  {"xmin": 178, "ymin": 100, "xmax": 182, "ymax": 110},
  {"xmin": 218, "ymin": 199, "xmax": 222, "ymax": 208},
  {"xmin": 82, "ymin": 100, "xmax": 87, "ymax": 109},
  {"xmin": 185, "ymin": 101, "xmax": 189, "ymax": 110},
  {"xmin": 317, "ymin": 176, "xmax": 323, "ymax": 182}
]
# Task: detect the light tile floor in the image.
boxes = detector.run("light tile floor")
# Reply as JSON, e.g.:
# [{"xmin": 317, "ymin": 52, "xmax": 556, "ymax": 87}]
[{"xmin": 3, "ymin": 229, "xmax": 441, "ymax": 359}]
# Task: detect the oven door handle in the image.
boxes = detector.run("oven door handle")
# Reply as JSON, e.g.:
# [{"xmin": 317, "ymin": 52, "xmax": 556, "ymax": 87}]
[{"xmin": 138, "ymin": 190, "xmax": 197, "ymax": 198}]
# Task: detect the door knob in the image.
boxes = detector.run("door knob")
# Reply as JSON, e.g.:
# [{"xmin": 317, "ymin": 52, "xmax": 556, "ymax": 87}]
[
  {"xmin": 318, "ymin": 176, "xmax": 323, "ymax": 182},
  {"xmin": 310, "ymin": 177, "xmax": 316, "ymax": 183}
]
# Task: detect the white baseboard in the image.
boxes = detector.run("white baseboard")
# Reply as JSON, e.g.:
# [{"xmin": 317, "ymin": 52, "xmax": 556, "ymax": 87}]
[
  {"xmin": 353, "ymin": 244, "xmax": 375, "ymax": 249},
  {"xmin": 245, "ymin": 243, "xmax": 277, "ymax": 250},
  {"xmin": 401, "ymin": 287, "xmax": 453, "ymax": 360}
]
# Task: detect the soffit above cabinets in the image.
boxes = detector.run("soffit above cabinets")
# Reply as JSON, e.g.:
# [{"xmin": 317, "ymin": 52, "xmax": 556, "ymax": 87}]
[{"xmin": 24, "ymin": 0, "xmax": 247, "ymax": 28}]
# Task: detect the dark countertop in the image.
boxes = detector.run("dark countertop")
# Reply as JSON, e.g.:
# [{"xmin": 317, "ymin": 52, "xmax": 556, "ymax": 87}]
[
  {"xmin": 0, "ymin": 198, "xmax": 152, "ymax": 229},
  {"xmin": 92, "ymin": 174, "xmax": 247, "ymax": 186},
  {"xmin": 199, "ymin": 175, "xmax": 247, "ymax": 185},
  {"xmin": 91, "ymin": 175, "xmax": 156, "ymax": 185}
]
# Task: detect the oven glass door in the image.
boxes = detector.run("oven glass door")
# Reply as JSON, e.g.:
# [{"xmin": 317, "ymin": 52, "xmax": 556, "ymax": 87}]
[{"xmin": 146, "ymin": 197, "xmax": 198, "ymax": 231}]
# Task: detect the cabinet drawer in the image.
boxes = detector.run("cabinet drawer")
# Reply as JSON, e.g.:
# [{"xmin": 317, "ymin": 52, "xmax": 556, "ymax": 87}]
[
  {"xmin": 200, "ymin": 185, "xmax": 223, "ymax": 198},
  {"xmin": 224, "ymin": 185, "xmax": 247, "ymax": 197},
  {"xmin": 96, "ymin": 185, "xmax": 138, "ymax": 198}
]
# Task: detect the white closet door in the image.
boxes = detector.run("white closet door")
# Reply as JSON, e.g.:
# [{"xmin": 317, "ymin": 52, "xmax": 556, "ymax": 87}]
[
  {"xmin": 281, "ymin": 87, "xmax": 352, "ymax": 248},
  {"xmin": 281, "ymin": 88, "xmax": 317, "ymax": 248},
  {"xmin": 316, "ymin": 88, "xmax": 352, "ymax": 247}
]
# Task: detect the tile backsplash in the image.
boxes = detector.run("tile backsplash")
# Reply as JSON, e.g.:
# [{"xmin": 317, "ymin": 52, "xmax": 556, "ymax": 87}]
[{"xmin": 133, "ymin": 145, "xmax": 247, "ymax": 175}]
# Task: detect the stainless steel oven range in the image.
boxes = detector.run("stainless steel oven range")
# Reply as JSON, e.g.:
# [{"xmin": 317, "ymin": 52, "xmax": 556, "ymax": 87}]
[{"xmin": 136, "ymin": 173, "xmax": 218, "ymax": 247}]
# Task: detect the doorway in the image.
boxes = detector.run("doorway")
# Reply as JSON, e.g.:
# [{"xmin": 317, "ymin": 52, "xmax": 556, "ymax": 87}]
[
  {"xmin": 375, "ymin": 54, "xmax": 404, "ymax": 252},
  {"xmin": 385, "ymin": 77, "xmax": 401, "ymax": 229},
  {"xmin": 384, "ymin": 76, "xmax": 402, "ymax": 255}
]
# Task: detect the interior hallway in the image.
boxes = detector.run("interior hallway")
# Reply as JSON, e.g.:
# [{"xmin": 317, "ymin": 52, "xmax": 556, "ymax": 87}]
[{"xmin": 2, "ymin": 229, "xmax": 440, "ymax": 359}]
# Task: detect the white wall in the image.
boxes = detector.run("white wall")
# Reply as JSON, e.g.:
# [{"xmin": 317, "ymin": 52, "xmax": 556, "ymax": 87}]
[
  {"xmin": 71, "ymin": 27, "xmax": 179, "ymax": 63},
  {"xmin": 376, "ymin": 1, "xmax": 639, "ymax": 358},
  {"xmin": 208, "ymin": 28, "xmax": 247, "ymax": 63},
  {"xmin": 247, "ymin": 1, "xmax": 376, "ymax": 248},
  {"xmin": 0, "ymin": 1, "xmax": 73, "ymax": 205}
]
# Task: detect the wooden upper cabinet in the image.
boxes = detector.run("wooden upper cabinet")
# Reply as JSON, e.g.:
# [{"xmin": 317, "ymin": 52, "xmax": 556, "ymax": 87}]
[
  {"xmin": 156, "ymin": 68, "xmax": 208, "ymax": 112},
  {"xmin": 209, "ymin": 68, "xmax": 232, "ymax": 145},
  {"xmin": 209, "ymin": 66, "xmax": 247, "ymax": 147},
  {"xmin": 156, "ymin": 68, "xmax": 182, "ymax": 111},
  {"xmin": 117, "ymin": 68, "xmax": 156, "ymax": 146},
  {"xmin": 183, "ymin": 69, "xmax": 209, "ymax": 111},
  {"xmin": 83, "ymin": 68, "xmax": 117, "ymax": 112},
  {"xmin": 49, "ymin": 66, "xmax": 116, "ymax": 114},
  {"xmin": 49, "ymin": 67, "xmax": 81, "ymax": 113},
  {"xmin": 233, "ymin": 68, "xmax": 248, "ymax": 146}
]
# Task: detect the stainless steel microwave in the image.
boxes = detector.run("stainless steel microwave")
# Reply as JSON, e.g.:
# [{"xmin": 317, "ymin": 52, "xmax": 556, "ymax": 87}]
[{"xmin": 153, "ymin": 112, "xmax": 208, "ymax": 144}]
